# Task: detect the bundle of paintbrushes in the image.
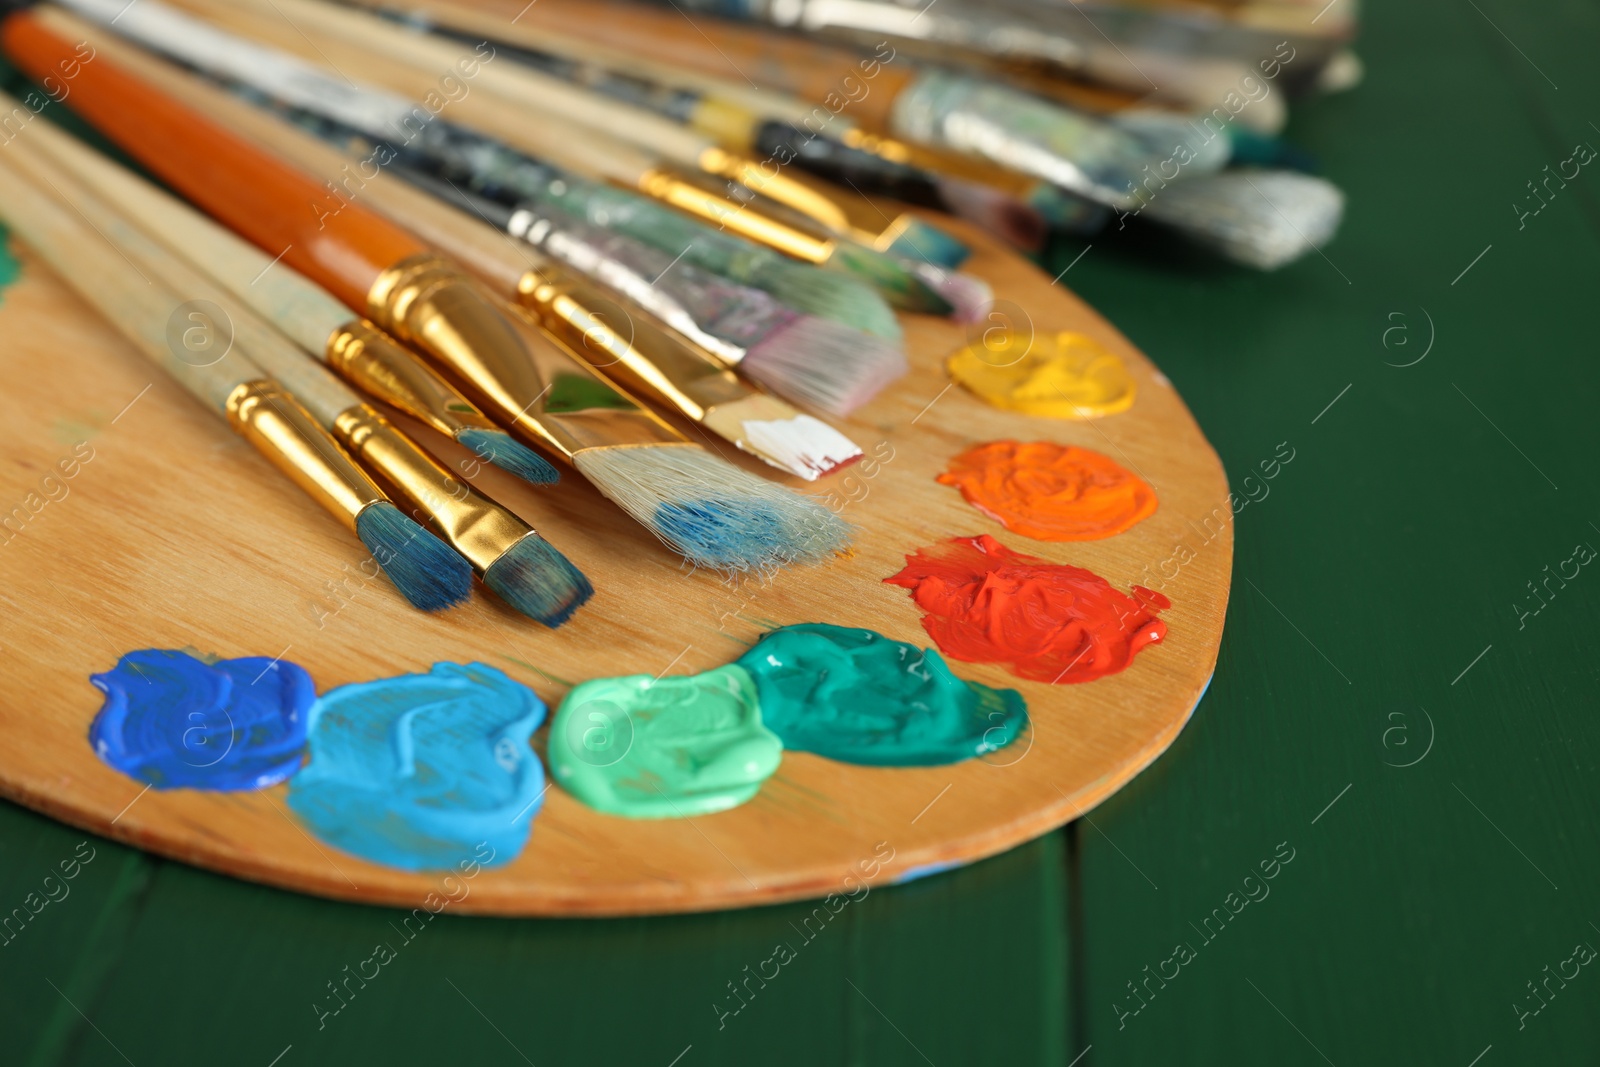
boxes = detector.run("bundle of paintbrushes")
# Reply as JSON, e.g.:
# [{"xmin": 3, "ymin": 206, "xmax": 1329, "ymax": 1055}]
[
  {"xmin": 0, "ymin": 2, "xmax": 880, "ymax": 607},
  {"xmin": 282, "ymin": 0, "xmax": 1349, "ymax": 270}
]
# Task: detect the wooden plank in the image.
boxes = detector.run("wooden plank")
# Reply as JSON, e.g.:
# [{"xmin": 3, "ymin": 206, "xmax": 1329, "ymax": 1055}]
[
  {"xmin": 1067, "ymin": 0, "xmax": 1600, "ymax": 1062},
  {"xmin": 0, "ymin": 198, "xmax": 1229, "ymax": 914},
  {"xmin": 0, "ymin": 796, "xmax": 1068, "ymax": 1066}
]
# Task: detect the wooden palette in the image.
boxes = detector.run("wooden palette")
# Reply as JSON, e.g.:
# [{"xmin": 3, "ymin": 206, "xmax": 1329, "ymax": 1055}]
[{"xmin": 0, "ymin": 217, "xmax": 1230, "ymax": 915}]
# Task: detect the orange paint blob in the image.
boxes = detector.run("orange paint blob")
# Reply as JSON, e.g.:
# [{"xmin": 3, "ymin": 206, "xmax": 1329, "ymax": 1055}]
[
  {"xmin": 885, "ymin": 535, "xmax": 1169, "ymax": 684},
  {"xmin": 937, "ymin": 441, "xmax": 1157, "ymax": 541}
]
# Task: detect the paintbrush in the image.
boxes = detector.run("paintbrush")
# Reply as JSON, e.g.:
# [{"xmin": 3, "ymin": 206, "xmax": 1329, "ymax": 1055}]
[
  {"xmin": 345, "ymin": 0, "xmax": 1097, "ymax": 252},
  {"xmin": 4, "ymin": 110, "xmax": 593, "ymax": 626},
  {"xmin": 436, "ymin": 0, "xmax": 1344, "ymax": 269},
  {"xmin": 11, "ymin": 6, "xmax": 852, "ymax": 571},
  {"xmin": 19, "ymin": 32, "xmax": 869, "ymax": 477},
  {"xmin": 0, "ymin": 145, "xmax": 473, "ymax": 613},
  {"xmin": 65, "ymin": 0, "xmax": 903, "ymax": 342},
  {"xmin": 347, "ymin": 0, "xmax": 979, "ymax": 267},
  {"xmin": 54, "ymin": 40, "xmax": 903, "ymax": 421},
  {"xmin": 147, "ymin": 0, "xmax": 952, "ymax": 314},
  {"xmin": 353, "ymin": 167, "xmax": 869, "ymax": 480}
]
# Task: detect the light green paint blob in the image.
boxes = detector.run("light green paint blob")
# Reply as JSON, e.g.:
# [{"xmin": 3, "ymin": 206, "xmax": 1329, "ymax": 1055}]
[
  {"xmin": 549, "ymin": 665, "xmax": 781, "ymax": 819},
  {"xmin": 737, "ymin": 624, "xmax": 1028, "ymax": 766}
]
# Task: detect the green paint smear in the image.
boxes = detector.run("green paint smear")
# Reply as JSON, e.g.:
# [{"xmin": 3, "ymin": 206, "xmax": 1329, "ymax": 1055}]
[
  {"xmin": 738, "ymin": 624, "xmax": 1029, "ymax": 767},
  {"xmin": 545, "ymin": 372, "xmax": 638, "ymax": 414},
  {"xmin": 549, "ymin": 665, "xmax": 781, "ymax": 819}
]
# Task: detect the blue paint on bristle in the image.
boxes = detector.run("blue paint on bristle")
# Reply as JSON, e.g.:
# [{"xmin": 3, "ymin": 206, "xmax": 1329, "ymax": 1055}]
[
  {"xmin": 355, "ymin": 502, "xmax": 474, "ymax": 612},
  {"xmin": 456, "ymin": 428, "xmax": 560, "ymax": 486},
  {"xmin": 483, "ymin": 533, "xmax": 594, "ymax": 628},
  {"xmin": 654, "ymin": 500, "xmax": 784, "ymax": 570}
]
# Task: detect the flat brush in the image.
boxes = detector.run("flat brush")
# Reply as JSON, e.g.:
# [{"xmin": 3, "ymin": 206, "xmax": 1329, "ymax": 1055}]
[
  {"xmin": 403, "ymin": 168, "xmax": 905, "ymax": 417},
  {"xmin": 442, "ymin": 0, "xmax": 1344, "ymax": 269},
  {"xmin": 0, "ymin": 147, "xmax": 472, "ymax": 613},
  {"xmin": 146, "ymin": 0, "xmax": 948, "ymax": 315},
  {"xmin": 5, "ymin": 112, "xmax": 591, "ymax": 626},
  {"xmin": 13, "ymin": 7, "xmax": 852, "ymax": 571},
  {"xmin": 349, "ymin": 0, "xmax": 1086, "ymax": 251}
]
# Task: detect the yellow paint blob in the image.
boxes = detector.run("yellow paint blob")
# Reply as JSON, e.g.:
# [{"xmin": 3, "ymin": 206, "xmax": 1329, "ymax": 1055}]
[{"xmin": 946, "ymin": 330, "xmax": 1135, "ymax": 419}]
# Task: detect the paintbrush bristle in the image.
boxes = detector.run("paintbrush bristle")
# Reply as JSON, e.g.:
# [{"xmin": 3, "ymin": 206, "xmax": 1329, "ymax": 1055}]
[
  {"xmin": 909, "ymin": 263, "xmax": 993, "ymax": 325},
  {"xmin": 482, "ymin": 532, "xmax": 594, "ymax": 627},
  {"xmin": 354, "ymin": 501, "xmax": 474, "ymax": 611},
  {"xmin": 882, "ymin": 216, "xmax": 970, "ymax": 270},
  {"xmin": 934, "ymin": 178, "xmax": 1049, "ymax": 251},
  {"xmin": 571, "ymin": 445, "xmax": 852, "ymax": 570},
  {"xmin": 743, "ymin": 315, "xmax": 909, "ymax": 416},
  {"xmin": 1143, "ymin": 168, "xmax": 1346, "ymax": 270},
  {"xmin": 750, "ymin": 253, "xmax": 903, "ymax": 340},
  {"xmin": 455, "ymin": 427, "xmax": 560, "ymax": 486},
  {"xmin": 827, "ymin": 242, "xmax": 953, "ymax": 316},
  {"xmin": 703, "ymin": 393, "xmax": 863, "ymax": 481}
]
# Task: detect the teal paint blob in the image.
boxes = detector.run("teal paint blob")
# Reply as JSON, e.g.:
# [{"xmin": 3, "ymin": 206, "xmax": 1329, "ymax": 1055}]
[
  {"xmin": 0, "ymin": 222, "xmax": 21, "ymax": 306},
  {"xmin": 737, "ymin": 624, "xmax": 1029, "ymax": 766},
  {"xmin": 548, "ymin": 665, "xmax": 781, "ymax": 819},
  {"xmin": 287, "ymin": 663, "xmax": 546, "ymax": 871},
  {"xmin": 88, "ymin": 649, "xmax": 312, "ymax": 791}
]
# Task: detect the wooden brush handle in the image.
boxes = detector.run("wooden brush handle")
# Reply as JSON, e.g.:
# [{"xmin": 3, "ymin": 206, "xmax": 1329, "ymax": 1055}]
[
  {"xmin": 431, "ymin": 0, "xmax": 914, "ymax": 129},
  {"xmin": 2, "ymin": 10, "xmax": 428, "ymax": 312},
  {"xmin": 181, "ymin": 0, "xmax": 716, "ymax": 166},
  {"xmin": 2, "ymin": 126, "xmax": 364, "ymax": 427},
  {"xmin": 4, "ymin": 90, "xmax": 352, "ymax": 357},
  {"xmin": 0, "ymin": 153, "xmax": 248, "ymax": 412}
]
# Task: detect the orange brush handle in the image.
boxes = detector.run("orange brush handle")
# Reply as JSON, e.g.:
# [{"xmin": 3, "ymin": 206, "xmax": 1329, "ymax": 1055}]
[{"xmin": 1, "ymin": 12, "xmax": 426, "ymax": 311}]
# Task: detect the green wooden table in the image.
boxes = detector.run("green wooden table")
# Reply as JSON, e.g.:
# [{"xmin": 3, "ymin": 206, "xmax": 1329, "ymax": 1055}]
[{"xmin": 5, "ymin": 0, "xmax": 1599, "ymax": 1062}]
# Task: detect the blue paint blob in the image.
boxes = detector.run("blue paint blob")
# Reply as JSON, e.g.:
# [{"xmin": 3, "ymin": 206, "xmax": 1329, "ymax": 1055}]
[
  {"xmin": 88, "ymin": 649, "xmax": 313, "ymax": 791},
  {"xmin": 287, "ymin": 662, "xmax": 546, "ymax": 871}
]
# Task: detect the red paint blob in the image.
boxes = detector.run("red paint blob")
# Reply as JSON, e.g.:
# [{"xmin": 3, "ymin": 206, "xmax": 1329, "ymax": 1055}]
[{"xmin": 884, "ymin": 535, "xmax": 1170, "ymax": 684}]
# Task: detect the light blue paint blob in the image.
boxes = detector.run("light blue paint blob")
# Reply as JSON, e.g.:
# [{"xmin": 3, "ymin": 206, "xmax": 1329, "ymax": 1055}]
[
  {"xmin": 88, "ymin": 649, "xmax": 312, "ymax": 791},
  {"xmin": 892, "ymin": 859, "xmax": 965, "ymax": 885},
  {"xmin": 287, "ymin": 662, "xmax": 546, "ymax": 871}
]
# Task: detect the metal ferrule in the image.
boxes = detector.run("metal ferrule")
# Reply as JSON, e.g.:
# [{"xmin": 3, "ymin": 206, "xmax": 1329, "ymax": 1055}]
[
  {"xmin": 516, "ymin": 264, "xmax": 754, "ymax": 424},
  {"xmin": 325, "ymin": 318, "xmax": 498, "ymax": 440},
  {"xmin": 225, "ymin": 378, "xmax": 386, "ymax": 534},
  {"xmin": 698, "ymin": 145, "xmax": 854, "ymax": 236},
  {"xmin": 636, "ymin": 167, "xmax": 837, "ymax": 264},
  {"xmin": 507, "ymin": 207, "xmax": 748, "ymax": 367},
  {"xmin": 366, "ymin": 254, "xmax": 682, "ymax": 459},
  {"xmin": 331, "ymin": 404, "xmax": 530, "ymax": 575}
]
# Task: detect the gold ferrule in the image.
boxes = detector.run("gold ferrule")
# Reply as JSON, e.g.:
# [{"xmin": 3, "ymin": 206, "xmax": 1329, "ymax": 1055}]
[
  {"xmin": 839, "ymin": 128, "xmax": 1039, "ymax": 196},
  {"xmin": 516, "ymin": 265, "xmax": 753, "ymax": 424},
  {"xmin": 698, "ymin": 146, "xmax": 854, "ymax": 236},
  {"xmin": 367, "ymin": 254, "xmax": 682, "ymax": 459},
  {"xmin": 225, "ymin": 379, "xmax": 385, "ymax": 534},
  {"xmin": 332, "ymin": 404, "xmax": 530, "ymax": 575},
  {"xmin": 688, "ymin": 98, "xmax": 761, "ymax": 151},
  {"xmin": 636, "ymin": 167, "xmax": 836, "ymax": 264},
  {"xmin": 325, "ymin": 319, "xmax": 498, "ymax": 439}
]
